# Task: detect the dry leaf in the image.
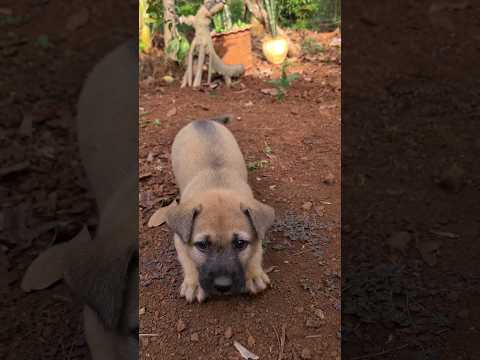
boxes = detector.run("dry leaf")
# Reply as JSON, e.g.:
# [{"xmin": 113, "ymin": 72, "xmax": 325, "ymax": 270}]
[
  {"xmin": 148, "ymin": 201, "xmax": 177, "ymax": 228},
  {"xmin": 429, "ymin": 230, "xmax": 459, "ymax": 239},
  {"xmin": 18, "ymin": 112, "xmax": 33, "ymax": 137},
  {"xmin": 21, "ymin": 226, "xmax": 91, "ymax": 291},
  {"xmin": 416, "ymin": 239, "xmax": 442, "ymax": 266},
  {"xmin": 66, "ymin": 8, "xmax": 90, "ymax": 31},
  {"xmin": 429, "ymin": 0, "xmax": 470, "ymax": 13},
  {"xmin": 261, "ymin": 88, "xmax": 280, "ymax": 96},
  {"xmin": 233, "ymin": 341, "xmax": 259, "ymax": 360},
  {"xmin": 387, "ymin": 231, "xmax": 412, "ymax": 255},
  {"xmin": 167, "ymin": 108, "xmax": 177, "ymax": 117}
]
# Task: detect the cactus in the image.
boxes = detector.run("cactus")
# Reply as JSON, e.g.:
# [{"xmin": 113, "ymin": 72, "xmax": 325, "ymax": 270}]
[{"xmin": 263, "ymin": 0, "xmax": 278, "ymax": 37}]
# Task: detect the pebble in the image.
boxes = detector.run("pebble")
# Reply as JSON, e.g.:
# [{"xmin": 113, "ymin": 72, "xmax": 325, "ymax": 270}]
[
  {"xmin": 224, "ymin": 326, "xmax": 233, "ymax": 339},
  {"xmin": 323, "ymin": 172, "xmax": 336, "ymax": 185},
  {"xmin": 314, "ymin": 308, "xmax": 326, "ymax": 320},
  {"xmin": 306, "ymin": 318, "xmax": 323, "ymax": 328},
  {"xmin": 190, "ymin": 332, "xmax": 200, "ymax": 342},
  {"xmin": 301, "ymin": 348, "xmax": 312, "ymax": 359},
  {"xmin": 302, "ymin": 201, "xmax": 313, "ymax": 211},
  {"xmin": 139, "ymin": 307, "xmax": 146, "ymax": 316},
  {"xmin": 247, "ymin": 335, "xmax": 255, "ymax": 348},
  {"xmin": 176, "ymin": 319, "xmax": 186, "ymax": 333}
]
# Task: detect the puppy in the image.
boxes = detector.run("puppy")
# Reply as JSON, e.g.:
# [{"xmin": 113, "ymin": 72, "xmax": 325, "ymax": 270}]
[
  {"xmin": 21, "ymin": 39, "xmax": 138, "ymax": 359},
  {"xmin": 166, "ymin": 117, "xmax": 275, "ymax": 303}
]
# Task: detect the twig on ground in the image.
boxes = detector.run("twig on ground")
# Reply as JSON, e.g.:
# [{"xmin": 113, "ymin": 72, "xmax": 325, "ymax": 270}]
[
  {"xmin": 278, "ymin": 324, "xmax": 286, "ymax": 360},
  {"xmin": 352, "ymin": 344, "xmax": 409, "ymax": 360}
]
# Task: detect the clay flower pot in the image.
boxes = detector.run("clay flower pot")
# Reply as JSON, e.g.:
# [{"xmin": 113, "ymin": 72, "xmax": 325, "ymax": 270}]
[
  {"xmin": 212, "ymin": 25, "xmax": 253, "ymax": 72},
  {"xmin": 262, "ymin": 35, "xmax": 289, "ymax": 65}
]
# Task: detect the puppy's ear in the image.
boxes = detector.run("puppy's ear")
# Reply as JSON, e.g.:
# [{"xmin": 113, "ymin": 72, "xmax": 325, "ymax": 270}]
[
  {"xmin": 241, "ymin": 200, "xmax": 275, "ymax": 240},
  {"xmin": 64, "ymin": 240, "xmax": 138, "ymax": 330},
  {"xmin": 165, "ymin": 202, "xmax": 202, "ymax": 243}
]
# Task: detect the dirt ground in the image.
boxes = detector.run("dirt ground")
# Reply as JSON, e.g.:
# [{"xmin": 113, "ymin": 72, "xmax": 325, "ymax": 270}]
[
  {"xmin": 0, "ymin": 1, "xmax": 135, "ymax": 359},
  {"xmin": 139, "ymin": 32, "xmax": 341, "ymax": 359},
  {"xmin": 342, "ymin": 2, "xmax": 480, "ymax": 359}
]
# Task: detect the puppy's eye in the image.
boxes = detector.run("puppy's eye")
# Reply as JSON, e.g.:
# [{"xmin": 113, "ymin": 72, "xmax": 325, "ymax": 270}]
[
  {"xmin": 232, "ymin": 238, "xmax": 249, "ymax": 251},
  {"xmin": 194, "ymin": 239, "xmax": 210, "ymax": 252}
]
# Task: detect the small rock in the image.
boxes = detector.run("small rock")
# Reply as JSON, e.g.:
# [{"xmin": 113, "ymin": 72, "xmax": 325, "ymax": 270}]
[
  {"xmin": 314, "ymin": 309, "xmax": 325, "ymax": 320},
  {"xmin": 146, "ymin": 152, "xmax": 154, "ymax": 162},
  {"xmin": 314, "ymin": 206, "xmax": 325, "ymax": 216},
  {"xmin": 302, "ymin": 201, "xmax": 313, "ymax": 211},
  {"xmin": 247, "ymin": 335, "xmax": 255, "ymax": 348},
  {"xmin": 66, "ymin": 8, "xmax": 90, "ymax": 31},
  {"xmin": 139, "ymin": 307, "xmax": 146, "ymax": 316},
  {"xmin": 306, "ymin": 318, "xmax": 323, "ymax": 328},
  {"xmin": 224, "ymin": 326, "xmax": 233, "ymax": 339},
  {"xmin": 261, "ymin": 88, "xmax": 280, "ymax": 96},
  {"xmin": 177, "ymin": 319, "xmax": 186, "ymax": 333},
  {"xmin": 386, "ymin": 231, "xmax": 411, "ymax": 255},
  {"xmin": 190, "ymin": 332, "xmax": 200, "ymax": 342},
  {"xmin": 301, "ymin": 348, "xmax": 312, "ymax": 359},
  {"xmin": 437, "ymin": 163, "xmax": 464, "ymax": 192},
  {"xmin": 167, "ymin": 107, "xmax": 177, "ymax": 117},
  {"xmin": 323, "ymin": 172, "xmax": 335, "ymax": 185},
  {"xmin": 245, "ymin": 101, "xmax": 254, "ymax": 107}
]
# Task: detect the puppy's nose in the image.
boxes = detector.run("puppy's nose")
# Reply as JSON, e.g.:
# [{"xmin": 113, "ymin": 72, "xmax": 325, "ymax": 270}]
[{"xmin": 213, "ymin": 276, "xmax": 232, "ymax": 293}]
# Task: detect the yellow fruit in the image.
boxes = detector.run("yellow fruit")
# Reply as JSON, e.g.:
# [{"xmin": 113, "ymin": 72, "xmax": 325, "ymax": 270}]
[{"xmin": 262, "ymin": 36, "xmax": 289, "ymax": 65}]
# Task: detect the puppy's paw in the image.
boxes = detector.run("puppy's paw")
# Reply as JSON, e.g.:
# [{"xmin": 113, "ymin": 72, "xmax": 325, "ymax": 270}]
[
  {"xmin": 245, "ymin": 268, "xmax": 271, "ymax": 295},
  {"xmin": 180, "ymin": 278, "xmax": 207, "ymax": 303}
]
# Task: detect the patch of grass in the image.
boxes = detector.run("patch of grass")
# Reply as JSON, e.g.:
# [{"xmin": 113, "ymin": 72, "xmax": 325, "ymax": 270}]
[
  {"xmin": 0, "ymin": 14, "xmax": 26, "ymax": 27},
  {"xmin": 36, "ymin": 34, "xmax": 52, "ymax": 49},
  {"xmin": 267, "ymin": 60, "xmax": 300, "ymax": 101},
  {"xmin": 247, "ymin": 159, "xmax": 269, "ymax": 171},
  {"xmin": 153, "ymin": 119, "xmax": 161, "ymax": 126},
  {"xmin": 302, "ymin": 37, "xmax": 324, "ymax": 55},
  {"xmin": 264, "ymin": 145, "xmax": 273, "ymax": 156}
]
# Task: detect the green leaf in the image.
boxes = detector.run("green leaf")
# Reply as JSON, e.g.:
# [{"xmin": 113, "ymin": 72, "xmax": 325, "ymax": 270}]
[
  {"xmin": 177, "ymin": 37, "xmax": 190, "ymax": 61},
  {"xmin": 287, "ymin": 73, "xmax": 301, "ymax": 82},
  {"xmin": 36, "ymin": 34, "xmax": 51, "ymax": 49}
]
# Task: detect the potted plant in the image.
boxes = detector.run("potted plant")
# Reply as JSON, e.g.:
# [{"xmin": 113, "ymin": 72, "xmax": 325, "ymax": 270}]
[
  {"xmin": 211, "ymin": 1, "xmax": 254, "ymax": 72},
  {"xmin": 261, "ymin": 0, "xmax": 289, "ymax": 64}
]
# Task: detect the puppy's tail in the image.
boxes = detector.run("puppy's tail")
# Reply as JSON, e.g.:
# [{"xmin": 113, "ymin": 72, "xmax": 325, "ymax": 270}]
[{"xmin": 207, "ymin": 114, "xmax": 233, "ymax": 125}]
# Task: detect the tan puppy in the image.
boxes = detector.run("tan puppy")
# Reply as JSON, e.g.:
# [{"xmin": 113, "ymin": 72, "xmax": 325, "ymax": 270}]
[{"xmin": 166, "ymin": 117, "xmax": 275, "ymax": 303}]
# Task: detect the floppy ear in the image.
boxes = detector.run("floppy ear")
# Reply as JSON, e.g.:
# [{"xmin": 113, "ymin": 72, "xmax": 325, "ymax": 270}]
[
  {"xmin": 165, "ymin": 202, "xmax": 202, "ymax": 243},
  {"xmin": 64, "ymin": 240, "xmax": 138, "ymax": 331},
  {"xmin": 21, "ymin": 226, "xmax": 91, "ymax": 292},
  {"xmin": 241, "ymin": 200, "xmax": 275, "ymax": 240}
]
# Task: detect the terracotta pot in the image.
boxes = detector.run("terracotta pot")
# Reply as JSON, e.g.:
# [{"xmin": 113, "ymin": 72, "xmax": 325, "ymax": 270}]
[
  {"xmin": 212, "ymin": 26, "xmax": 253, "ymax": 72},
  {"xmin": 262, "ymin": 36, "xmax": 289, "ymax": 65}
]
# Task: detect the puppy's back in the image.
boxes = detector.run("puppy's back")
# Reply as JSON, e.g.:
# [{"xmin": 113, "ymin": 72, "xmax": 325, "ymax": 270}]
[{"xmin": 171, "ymin": 119, "xmax": 248, "ymax": 193}]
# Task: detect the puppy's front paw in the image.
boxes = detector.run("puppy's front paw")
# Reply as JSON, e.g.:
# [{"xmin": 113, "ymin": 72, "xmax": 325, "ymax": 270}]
[
  {"xmin": 180, "ymin": 278, "xmax": 206, "ymax": 303},
  {"xmin": 245, "ymin": 269, "xmax": 270, "ymax": 295}
]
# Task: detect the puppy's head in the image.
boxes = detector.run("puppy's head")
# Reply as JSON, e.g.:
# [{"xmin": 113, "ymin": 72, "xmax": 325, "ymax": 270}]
[{"xmin": 167, "ymin": 190, "xmax": 275, "ymax": 296}]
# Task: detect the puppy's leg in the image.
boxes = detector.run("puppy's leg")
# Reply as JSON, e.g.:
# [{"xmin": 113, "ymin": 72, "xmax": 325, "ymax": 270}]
[
  {"xmin": 174, "ymin": 235, "xmax": 206, "ymax": 303},
  {"xmin": 245, "ymin": 243, "xmax": 270, "ymax": 294}
]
